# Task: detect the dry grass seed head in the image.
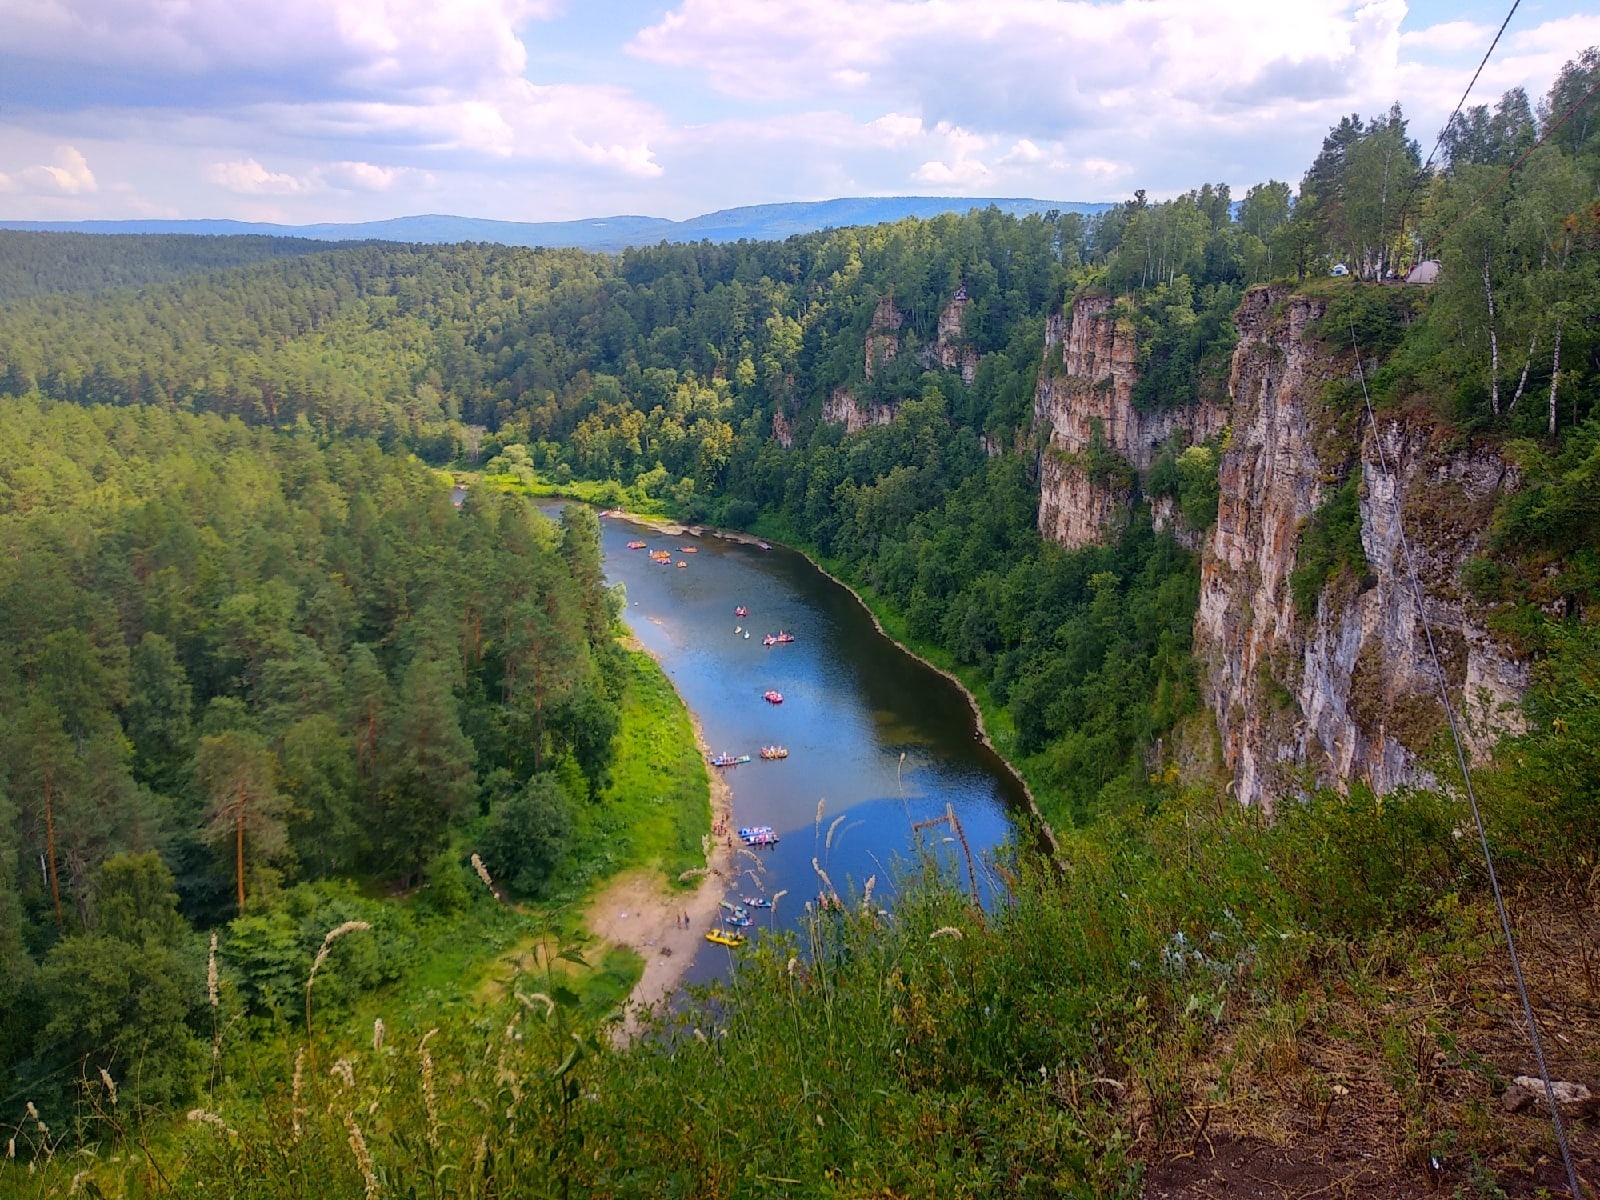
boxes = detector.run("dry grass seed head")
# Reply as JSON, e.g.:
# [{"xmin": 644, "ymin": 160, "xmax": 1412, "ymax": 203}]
[
  {"xmin": 308, "ymin": 921, "xmax": 372, "ymax": 990},
  {"xmin": 330, "ymin": 1059, "xmax": 355, "ymax": 1090},
  {"xmin": 207, "ymin": 932, "xmax": 219, "ymax": 1008},
  {"xmin": 186, "ymin": 1110, "xmax": 236, "ymax": 1136},
  {"xmin": 343, "ymin": 1113, "xmax": 379, "ymax": 1200},
  {"xmin": 825, "ymin": 814, "xmax": 847, "ymax": 854},
  {"xmin": 470, "ymin": 853, "xmax": 495, "ymax": 893},
  {"xmin": 811, "ymin": 858, "xmax": 836, "ymax": 900},
  {"xmin": 291, "ymin": 1048, "xmax": 305, "ymax": 1141},
  {"xmin": 517, "ymin": 991, "xmax": 556, "ymax": 1017},
  {"xmin": 930, "ymin": 927, "xmax": 963, "ymax": 941},
  {"xmin": 97, "ymin": 1068, "xmax": 117, "ymax": 1106},
  {"xmin": 419, "ymin": 1028, "xmax": 440, "ymax": 1148}
]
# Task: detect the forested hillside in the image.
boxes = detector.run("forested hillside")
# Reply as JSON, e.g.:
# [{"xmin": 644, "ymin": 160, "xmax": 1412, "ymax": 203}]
[
  {"xmin": 0, "ymin": 399, "xmax": 630, "ymax": 1114},
  {"xmin": 1, "ymin": 46, "xmax": 1599, "ymax": 1200},
  {"xmin": 0, "ymin": 232, "xmax": 360, "ymax": 302}
]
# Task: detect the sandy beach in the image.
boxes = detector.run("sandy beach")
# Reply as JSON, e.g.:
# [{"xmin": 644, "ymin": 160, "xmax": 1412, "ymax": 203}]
[
  {"xmin": 582, "ymin": 702, "xmax": 738, "ymax": 1040},
  {"xmin": 598, "ymin": 508, "xmax": 771, "ymax": 549}
]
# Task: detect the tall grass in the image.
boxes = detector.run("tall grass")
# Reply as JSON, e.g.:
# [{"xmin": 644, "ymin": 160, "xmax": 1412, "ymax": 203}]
[{"xmin": 8, "ymin": 736, "xmax": 1592, "ymax": 1196}]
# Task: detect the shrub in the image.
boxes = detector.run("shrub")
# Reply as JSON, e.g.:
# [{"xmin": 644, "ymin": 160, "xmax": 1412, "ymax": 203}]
[{"xmin": 478, "ymin": 773, "xmax": 575, "ymax": 899}]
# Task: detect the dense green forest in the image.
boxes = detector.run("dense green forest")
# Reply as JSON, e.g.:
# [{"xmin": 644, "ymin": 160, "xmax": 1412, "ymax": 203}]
[
  {"xmin": 0, "ymin": 233, "xmax": 358, "ymax": 303},
  {"xmin": 0, "ymin": 399, "xmax": 638, "ymax": 1115},
  {"xmin": 1, "ymin": 47, "xmax": 1598, "ymax": 1199}
]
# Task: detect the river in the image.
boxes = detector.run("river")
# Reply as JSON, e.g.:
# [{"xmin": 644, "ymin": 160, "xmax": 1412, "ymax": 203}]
[{"xmin": 537, "ymin": 501, "xmax": 1027, "ymax": 987}]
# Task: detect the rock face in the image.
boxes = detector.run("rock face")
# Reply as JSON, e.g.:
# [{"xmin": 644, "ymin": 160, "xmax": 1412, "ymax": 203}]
[
  {"xmin": 933, "ymin": 286, "xmax": 978, "ymax": 385},
  {"xmin": 1034, "ymin": 294, "xmax": 1226, "ymax": 549},
  {"xmin": 821, "ymin": 388, "xmax": 896, "ymax": 433},
  {"xmin": 864, "ymin": 293, "xmax": 904, "ymax": 382},
  {"xmin": 1194, "ymin": 286, "xmax": 1525, "ymax": 810},
  {"xmin": 771, "ymin": 408, "xmax": 794, "ymax": 449}
]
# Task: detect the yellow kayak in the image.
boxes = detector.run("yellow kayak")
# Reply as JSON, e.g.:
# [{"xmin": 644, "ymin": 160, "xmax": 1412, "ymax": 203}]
[{"xmin": 705, "ymin": 929, "xmax": 745, "ymax": 947}]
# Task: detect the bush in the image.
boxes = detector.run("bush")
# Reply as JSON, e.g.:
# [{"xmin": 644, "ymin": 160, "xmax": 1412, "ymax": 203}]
[
  {"xmin": 478, "ymin": 774, "xmax": 575, "ymax": 899},
  {"xmin": 720, "ymin": 497, "xmax": 759, "ymax": 529},
  {"xmin": 1289, "ymin": 476, "xmax": 1369, "ymax": 618}
]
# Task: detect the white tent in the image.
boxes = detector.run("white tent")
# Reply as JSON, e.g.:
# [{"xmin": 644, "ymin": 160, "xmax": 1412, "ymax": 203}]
[{"xmin": 1406, "ymin": 260, "xmax": 1441, "ymax": 284}]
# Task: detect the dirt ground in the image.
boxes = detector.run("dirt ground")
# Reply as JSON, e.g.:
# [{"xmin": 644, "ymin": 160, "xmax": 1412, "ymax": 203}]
[
  {"xmin": 1140, "ymin": 899, "xmax": 1600, "ymax": 1198},
  {"xmin": 582, "ymin": 707, "xmax": 741, "ymax": 1040}
]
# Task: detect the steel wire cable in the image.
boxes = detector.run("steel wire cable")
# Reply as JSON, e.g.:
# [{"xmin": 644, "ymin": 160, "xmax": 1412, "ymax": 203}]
[{"xmin": 1349, "ymin": 328, "xmax": 1583, "ymax": 1199}]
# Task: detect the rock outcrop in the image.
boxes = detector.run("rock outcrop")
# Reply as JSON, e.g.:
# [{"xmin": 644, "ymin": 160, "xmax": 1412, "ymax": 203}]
[
  {"xmin": 771, "ymin": 408, "xmax": 794, "ymax": 449},
  {"xmin": 933, "ymin": 286, "xmax": 978, "ymax": 385},
  {"xmin": 864, "ymin": 293, "xmax": 904, "ymax": 382},
  {"xmin": 1194, "ymin": 286, "xmax": 1525, "ymax": 809},
  {"xmin": 1033, "ymin": 294, "xmax": 1226, "ymax": 549},
  {"xmin": 821, "ymin": 388, "xmax": 896, "ymax": 433}
]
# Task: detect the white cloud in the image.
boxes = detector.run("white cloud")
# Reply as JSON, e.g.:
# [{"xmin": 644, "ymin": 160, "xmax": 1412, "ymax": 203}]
[
  {"xmin": 5, "ymin": 0, "xmax": 556, "ymax": 98},
  {"xmin": 912, "ymin": 156, "xmax": 991, "ymax": 186},
  {"xmin": 1400, "ymin": 20, "xmax": 1490, "ymax": 53},
  {"xmin": 999, "ymin": 138, "xmax": 1044, "ymax": 164},
  {"xmin": 867, "ymin": 112, "xmax": 924, "ymax": 145},
  {"xmin": 321, "ymin": 160, "xmax": 405, "ymax": 191},
  {"xmin": 207, "ymin": 157, "xmax": 314, "ymax": 194},
  {"xmin": 14, "ymin": 146, "xmax": 98, "ymax": 194},
  {"xmin": 3, "ymin": 0, "xmax": 1597, "ymax": 221}
]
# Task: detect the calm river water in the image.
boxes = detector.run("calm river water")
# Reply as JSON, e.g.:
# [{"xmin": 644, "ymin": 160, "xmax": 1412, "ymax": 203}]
[{"xmin": 536, "ymin": 501, "xmax": 1027, "ymax": 987}]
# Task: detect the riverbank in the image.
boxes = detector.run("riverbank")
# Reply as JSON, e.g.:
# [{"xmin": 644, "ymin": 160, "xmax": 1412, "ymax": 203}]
[
  {"xmin": 787, "ymin": 546, "xmax": 1066, "ymax": 867},
  {"xmin": 597, "ymin": 507, "xmax": 771, "ymax": 549},
  {"xmin": 582, "ymin": 642, "xmax": 734, "ymax": 1040}
]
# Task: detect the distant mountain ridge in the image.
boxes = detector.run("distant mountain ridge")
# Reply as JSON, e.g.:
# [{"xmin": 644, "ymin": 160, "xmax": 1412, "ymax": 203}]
[{"xmin": 0, "ymin": 197, "xmax": 1111, "ymax": 252}]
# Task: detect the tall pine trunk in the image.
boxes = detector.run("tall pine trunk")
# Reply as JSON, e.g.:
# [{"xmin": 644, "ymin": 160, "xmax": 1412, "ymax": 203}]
[
  {"xmin": 43, "ymin": 771, "xmax": 62, "ymax": 928},
  {"xmin": 235, "ymin": 782, "xmax": 247, "ymax": 910}
]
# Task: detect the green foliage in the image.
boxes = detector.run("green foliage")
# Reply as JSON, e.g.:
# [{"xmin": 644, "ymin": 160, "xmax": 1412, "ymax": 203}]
[
  {"xmin": 0, "ymin": 400, "xmax": 623, "ymax": 1101},
  {"xmin": 220, "ymin": 882, "xmax": 410, "ymax": 1024},
  {"xmin": 1127, "ymin": 277, "xmax": 1241, "ymax": 412},
  {"xmin": 1149, "ymin": 438, "xmax": 1223, "ymax": 530},
  {"xmin": 0, "ymin": 231, "xmax": 348, "ymax": 301},
  {"xmin": 27, "ymin": 854, "xmax": 203, "ymax": 1118},
  {"xmin": 1310, "ymin": 283, "xmax": 1424, "ymax": 358},
  {"xmin": 1290, "ymin": 476, "xmax": 1370, "ymax": 618},
  {"xmin": 479, "ymin": 774, "xmax": 575, "ymax": 899}
]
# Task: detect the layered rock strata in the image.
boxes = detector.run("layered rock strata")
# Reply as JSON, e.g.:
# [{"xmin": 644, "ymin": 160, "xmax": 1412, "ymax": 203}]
[
  {"xmin": 1195, "ymin": 286, "xmax": 1525, "ymax": 809},
  {"xmin": 1033, "ymin": 294, "xmax": 1226, "ymax": 549}
]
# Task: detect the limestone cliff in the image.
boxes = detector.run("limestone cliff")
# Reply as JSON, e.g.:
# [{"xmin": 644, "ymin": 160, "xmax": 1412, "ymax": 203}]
[
  {"xmin": 821, "ymin": 388, "xmax": 896, "ymax": 433},
  {"xmin": 932, "ymin": 286, "xmax": 978, "ymax": 385},
  {"xmin": 771, "ymin": 409, "xmax": 794, "ymax": 449},
  {"xmin": 864, "ymin": 293, "xmax": 904, "ymax": 382},
  {"xmin": 1033, "ymin": 294, "xmax": 1226, "ymax": 549},
  {"xmin": 1194, "ymin": 286, "xmax": 1526, "ymax": 809}
]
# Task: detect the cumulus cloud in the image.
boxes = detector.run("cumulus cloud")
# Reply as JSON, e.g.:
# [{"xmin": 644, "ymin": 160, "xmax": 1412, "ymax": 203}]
[
  {"xmin": 3, "ymin": 0, "xmax": 1597, "ymax": 220},
  {"xmin": 4, "ymin": 0, "xmax": 553, "ymax": 101},
  {"xmin": 1400, "ymin": 21, "xmax": 1491, "ymax": 54},
  {"xmin": 629, "ymin": 0, "xmax": 1410, "ymax": 130},
  {"xmin": 207, "ymin": 157, "xmax": 312, "ymax": 194},
  {"xmin": 7, "ymin": 146, "xmax": 99, "ymax": 194},
  {"xmin": 1, "ymin": 0, "xmax": 665, "ymax": 198}
]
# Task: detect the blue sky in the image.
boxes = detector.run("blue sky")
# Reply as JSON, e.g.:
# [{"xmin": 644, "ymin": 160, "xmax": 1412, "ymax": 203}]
[{"xmin": 1, "ymin": 0, "xmax": 1595, "ymax": 223}]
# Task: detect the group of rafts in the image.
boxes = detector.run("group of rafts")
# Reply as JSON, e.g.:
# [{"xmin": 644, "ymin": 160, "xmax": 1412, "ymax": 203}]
[
  {"xmin": 719, "ymin": 601, "xmax": 796, "ymax": 765},
  {"xmin": 706, "ymin": 864, "xmax": 778, "ymax": 946},
  {"xmin": 627, "ymin": 540, "xmax": 697, "ymax": 568}
]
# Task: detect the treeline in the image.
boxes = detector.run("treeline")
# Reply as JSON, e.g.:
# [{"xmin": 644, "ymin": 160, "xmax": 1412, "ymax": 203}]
[
  {"xmin": 0, "ymin": 398, "xmax": 621, "ymax": 1115},
  {"xmin": 0, "ymin": 231, "xmax": 352, "ymax": 302}
]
